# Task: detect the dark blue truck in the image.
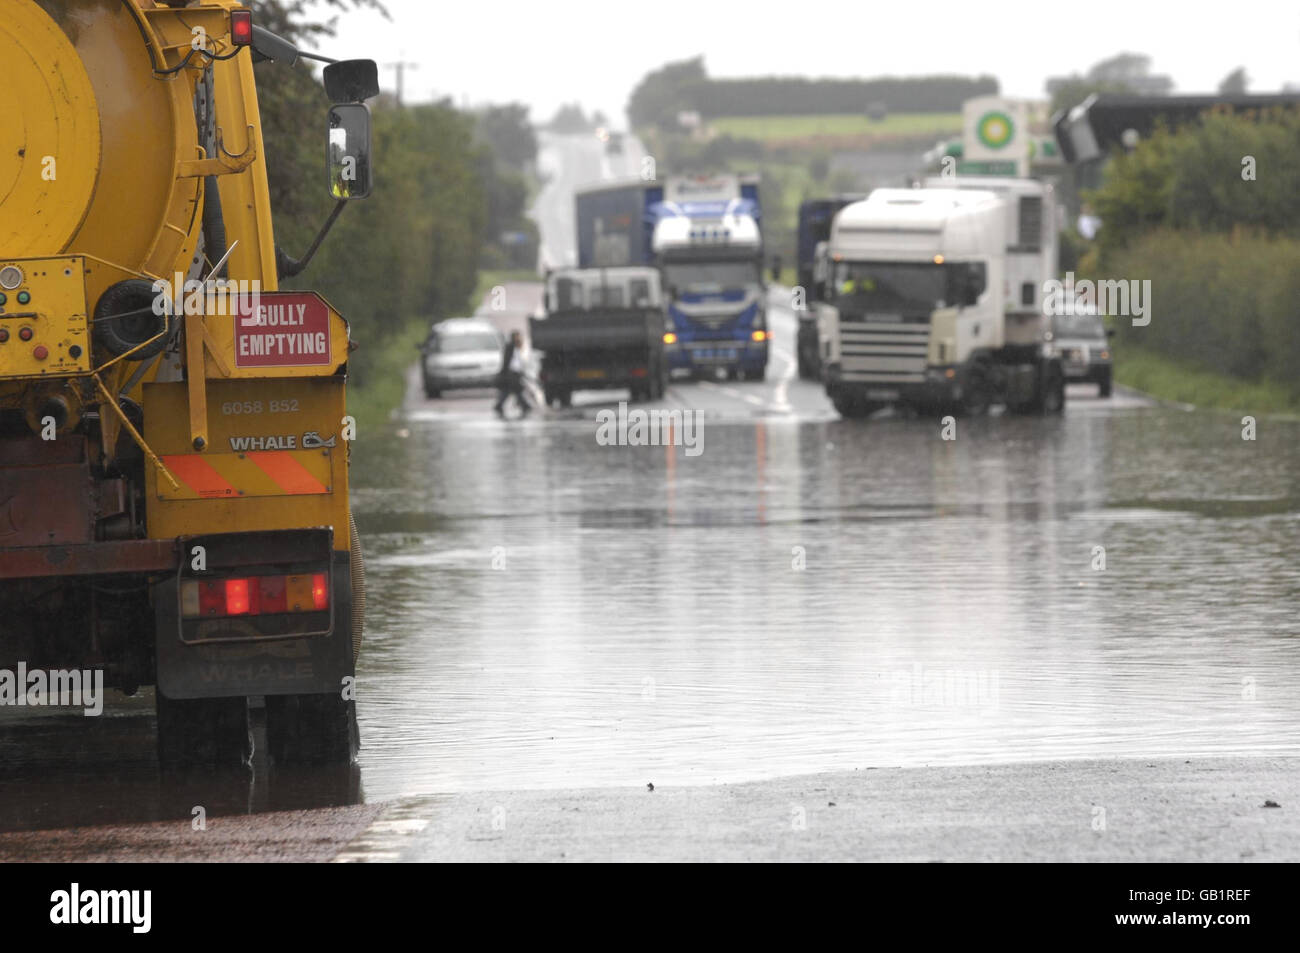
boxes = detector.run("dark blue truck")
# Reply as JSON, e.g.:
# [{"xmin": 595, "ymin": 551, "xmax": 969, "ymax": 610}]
[{"xmin": 575, "ymin": 175, "xmax": 768, "ymax": 381}]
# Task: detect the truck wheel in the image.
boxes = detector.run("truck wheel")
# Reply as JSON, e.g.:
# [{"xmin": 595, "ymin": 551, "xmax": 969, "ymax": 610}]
[
  {"xmin": 960, "ymin": 364, "xmax": 992, "ymax": 417},
  {"xmin": 1098, "ymin": 369, "xmax": 1113, "ymax": 398},
  {"xmin": 559, "ymin": 390, "xmax": 573, "ymax": 409},
  {"xmin": 266, "ymin": 692, "xmax": 359, "ymax": 765},
  {"xmin": 750, "ymin": 366, "xmax": 767, "ymax": 383},
  {"xmin": 1042, "ymin": 362, "xmax": 1066, "ymax": 414},
  {"xmin": 423, "ymin": 377, "xmax": 440, "ymax": 399},
  {"xmin": 156, "ymin": 692, "xmax": 252, "ymax": 769},
  {"xmin": 833, "ymin": 395, "xmax": 877, "ymax": 419}
]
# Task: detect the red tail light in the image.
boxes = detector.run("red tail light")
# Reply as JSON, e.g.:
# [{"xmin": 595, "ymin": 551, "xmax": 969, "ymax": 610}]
[
  {"xmin": 225, "ymin": 578, "xmax": 251, "ymax": 615},
  {"xmin": 230, "ymin": 10, "xmax": 253, "ymax": 46},
  {"xmin": 311, "ymin": 573, "xmax": 329, "ymax": 610}
]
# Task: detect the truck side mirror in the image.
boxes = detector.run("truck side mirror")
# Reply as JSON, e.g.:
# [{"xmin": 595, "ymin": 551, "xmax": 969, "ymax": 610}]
[
  {"xmin": 324, "ymin": 59, "xmax": 380, "ymax": 103},
  {"xmin": 328, "ymin": 104, "xmax": 373, "ymax": 200}
]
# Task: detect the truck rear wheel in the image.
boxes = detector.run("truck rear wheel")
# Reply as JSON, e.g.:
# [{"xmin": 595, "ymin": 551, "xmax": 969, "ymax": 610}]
[
  {"xmin": 155, "ymin": 693, "xmax": 252, "ymax": 770},
  {"xmin": 266, "ymin": 692, "xmax": 359, "ymax": 765}
]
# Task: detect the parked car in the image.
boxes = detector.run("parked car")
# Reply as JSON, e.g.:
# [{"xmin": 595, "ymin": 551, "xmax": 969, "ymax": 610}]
[
  {"xmin": 419, "ymin": 318, "xmax": 504, "ymax": 398},
  {"xmin": 1047, "ymin": 306, "xmax": 1113, "ymax": 397}
]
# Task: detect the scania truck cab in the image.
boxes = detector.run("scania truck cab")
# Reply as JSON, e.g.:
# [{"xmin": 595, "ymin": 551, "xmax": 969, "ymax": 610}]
[{"xmin": 817, "ymin": 179, "xmax": 1065, "ymax": 418}]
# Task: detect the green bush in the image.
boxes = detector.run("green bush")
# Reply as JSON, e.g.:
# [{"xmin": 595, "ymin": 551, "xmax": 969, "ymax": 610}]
[
  {"xmin": 1102, "ymin": 229, "xmax": 1300, "ymax": 397},
  {"xmin": 1089, "ymin": 108, "xmax": 1300, "ymax": 263}
]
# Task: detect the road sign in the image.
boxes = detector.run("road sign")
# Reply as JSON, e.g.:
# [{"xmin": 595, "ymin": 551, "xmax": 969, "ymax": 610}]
[{"xmin": 235, "ymin": 292, "xmax": 333, "ymax": 368}]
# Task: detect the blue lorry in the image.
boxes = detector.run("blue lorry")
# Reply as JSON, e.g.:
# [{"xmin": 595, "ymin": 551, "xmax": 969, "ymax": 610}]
[{"xmin": 575, "ymin": 174, "xmax": 768, "ymax": 381}]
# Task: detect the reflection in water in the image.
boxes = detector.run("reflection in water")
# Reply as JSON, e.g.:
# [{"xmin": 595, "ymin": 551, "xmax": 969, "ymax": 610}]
[
  {"xmin": 0, "ymin": 694, "xmax": 362, "ymax": 834},
  {"xmin": 352, "ymin": 405, "xmax": 1300, "ymax": 797}
]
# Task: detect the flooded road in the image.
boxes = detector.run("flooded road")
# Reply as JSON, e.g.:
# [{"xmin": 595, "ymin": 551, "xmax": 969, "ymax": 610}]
[{"xmin": 352, "ymin": 313, "xmax": 1300, "ymax": 798}]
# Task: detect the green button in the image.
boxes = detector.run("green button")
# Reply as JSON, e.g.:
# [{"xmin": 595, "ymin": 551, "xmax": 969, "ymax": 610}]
[
  {"xmin": 0, "ymin": 293, "xmax": 6, "ymax": 305},
  {"xmin": 16, "ymin": 291, "xmax": 30, "ymax": 305}
]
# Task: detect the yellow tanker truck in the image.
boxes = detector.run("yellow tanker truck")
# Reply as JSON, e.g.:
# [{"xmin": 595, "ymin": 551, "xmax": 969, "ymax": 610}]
[{"xmin": 0, "ymin": 1, "xmax": 378, "ymax": 765}]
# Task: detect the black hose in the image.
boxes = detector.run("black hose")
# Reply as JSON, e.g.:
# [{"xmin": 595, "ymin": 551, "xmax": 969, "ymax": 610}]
[{"xmin": 202, "ymin": 175, "xmax": 228, "ymax": 277}]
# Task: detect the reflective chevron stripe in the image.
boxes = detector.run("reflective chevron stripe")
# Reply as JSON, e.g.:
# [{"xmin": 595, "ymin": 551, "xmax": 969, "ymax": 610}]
[{"xmin": 157, "ymin": 451, "xmax": 332, "ymax": 500}]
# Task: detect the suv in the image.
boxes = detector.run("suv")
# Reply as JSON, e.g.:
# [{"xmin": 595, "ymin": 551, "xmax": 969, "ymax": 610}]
[
  {"xmin": 419, "ymin": 318, "xmax": 504, "ymax": 398},
  {"xmin": 1048, "ymin": 307, "xmax": 1113, "ymax": 398}
]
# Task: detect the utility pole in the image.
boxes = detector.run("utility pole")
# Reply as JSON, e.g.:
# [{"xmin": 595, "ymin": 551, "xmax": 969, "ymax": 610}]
[{"xmin": 383, "ymin": 57, "xmax": 419, "ymax": 107}]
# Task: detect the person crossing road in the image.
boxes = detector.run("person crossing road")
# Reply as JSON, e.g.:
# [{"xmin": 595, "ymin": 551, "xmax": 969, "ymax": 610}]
[{"xmin": 494, "ymin": 330, "xmax": 531, "ymax": 418}]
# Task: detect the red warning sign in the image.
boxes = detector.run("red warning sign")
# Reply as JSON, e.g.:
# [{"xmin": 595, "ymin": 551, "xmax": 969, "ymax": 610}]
[{"xmin": 234, "ymin": 292, "xmax": 332, "ymax": 368}]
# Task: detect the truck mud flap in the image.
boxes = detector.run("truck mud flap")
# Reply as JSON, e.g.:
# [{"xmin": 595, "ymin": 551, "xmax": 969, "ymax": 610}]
[{"xmin": 154, "ymin": 533, "xmax": 354, "ymax": 700}]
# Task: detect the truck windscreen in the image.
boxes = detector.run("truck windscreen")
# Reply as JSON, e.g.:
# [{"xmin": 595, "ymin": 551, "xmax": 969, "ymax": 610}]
[
  {"xmin": 833, "ymin": 262, "xmax": 947, "ymax": 314},
  {"xmin": 663, "ymin": 260, "xmax": 760, "ymax": 293}
]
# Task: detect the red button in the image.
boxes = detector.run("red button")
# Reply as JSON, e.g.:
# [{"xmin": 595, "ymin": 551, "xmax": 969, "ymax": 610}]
[
  {"xmin": 18, "ymin": 327, "xmax": 32, "ymax": 341},
  {"xmin": 33, "ymin": 345, "xmax": 48, "ymax": 360},
  {"xmin": 0, "ymin": 329, "xmax": 8, "ymax": 343}
]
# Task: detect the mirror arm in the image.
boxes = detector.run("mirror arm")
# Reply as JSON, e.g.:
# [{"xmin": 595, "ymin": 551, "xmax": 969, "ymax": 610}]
[{"xmin": 276, "ymin": 200, "xmax": 348, "ymax": 280}]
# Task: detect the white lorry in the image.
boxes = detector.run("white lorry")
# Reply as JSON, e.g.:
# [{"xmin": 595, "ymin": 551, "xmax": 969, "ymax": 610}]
[{"xmin": 816, "ymin": 177, "xmax": 1064, "ymax": 418}]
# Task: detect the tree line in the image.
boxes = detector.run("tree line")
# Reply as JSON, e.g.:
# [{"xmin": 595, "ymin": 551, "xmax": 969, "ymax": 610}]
[
  {"xmin": 1086, "ymin": 107, "xmax": 1300, "ymax": 394},
  {"xmin": 252, "ymin": 0, "xmax": 536, "ymax": 392},
  {"xmin": 627, "ymin": 57, "xmax": 997, "ymax": 129}
]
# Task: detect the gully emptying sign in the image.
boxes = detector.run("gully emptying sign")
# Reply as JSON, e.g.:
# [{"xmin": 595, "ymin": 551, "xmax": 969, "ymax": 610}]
[{"xmin": 235, "ymin": 292, "xmax": 333, "ymax": 368}]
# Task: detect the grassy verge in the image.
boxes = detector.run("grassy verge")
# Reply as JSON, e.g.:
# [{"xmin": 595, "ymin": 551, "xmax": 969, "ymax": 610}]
[
  {"xmin": 1115, "ymin": 344, "xmax": 1300, "ymax": 416},
  {"xmin": 710, "ymin": 112, "xmax": 961, "ymax": 145},
  {"xmin": 346, "ymin": 318, "xmax": 429, "ymax": 429}
]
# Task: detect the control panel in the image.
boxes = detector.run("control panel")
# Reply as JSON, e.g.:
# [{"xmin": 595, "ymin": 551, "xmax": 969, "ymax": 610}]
[{"xmin": 0, "ymin": 256, "xmax": 91, "ymax": 379}]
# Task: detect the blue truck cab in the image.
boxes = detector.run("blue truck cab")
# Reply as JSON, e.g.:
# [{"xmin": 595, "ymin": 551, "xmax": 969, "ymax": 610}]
[
  {"xmin": 574, "ymin": 174, "xmax": 767, "ymax": 381},
  {"xmin": 650, "ymin": 175, "xmax": 768, "ymax": 380}
]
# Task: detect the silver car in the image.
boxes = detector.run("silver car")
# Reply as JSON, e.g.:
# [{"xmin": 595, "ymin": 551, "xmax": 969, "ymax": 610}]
[
  {"xmin": 419, "ymin": 318, "xmax": 504, "ymax": 398},
  {"xmin": 1047, "ymin": 310, "xmax": 1114, "ymax": 397}
]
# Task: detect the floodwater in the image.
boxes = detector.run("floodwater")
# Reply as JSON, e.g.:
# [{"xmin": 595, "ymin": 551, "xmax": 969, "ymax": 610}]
[{"xmin": 351, "ymin": 388, "xmax": 1300, "ymax": 798}]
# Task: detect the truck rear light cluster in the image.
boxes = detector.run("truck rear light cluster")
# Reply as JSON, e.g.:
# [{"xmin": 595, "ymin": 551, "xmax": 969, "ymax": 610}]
[{"xmin": 181, "ymin": 573, "xmax": 328, "ymax": 618}]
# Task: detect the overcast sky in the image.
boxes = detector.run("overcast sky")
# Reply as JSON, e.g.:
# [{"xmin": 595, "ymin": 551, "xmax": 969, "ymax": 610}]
[{"xmin": 318, "ymin": 0, "xmax": 1299, "ymax": 124}]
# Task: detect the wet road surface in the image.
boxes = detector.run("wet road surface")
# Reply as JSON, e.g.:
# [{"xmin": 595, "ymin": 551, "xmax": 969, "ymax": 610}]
[{"xmin": 353, "ymin": 294, "xmax": 1300, "ymax": 800}]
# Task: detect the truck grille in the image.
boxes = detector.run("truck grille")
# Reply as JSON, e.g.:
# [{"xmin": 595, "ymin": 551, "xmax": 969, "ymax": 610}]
[{"xmin": 838, "ymin": 319, "xmax": 929, "ymax": 384}]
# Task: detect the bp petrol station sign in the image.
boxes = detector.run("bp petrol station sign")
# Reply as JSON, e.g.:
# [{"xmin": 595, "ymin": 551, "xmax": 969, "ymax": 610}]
[
  {"xmin": 976, "ymin": 110, "xmax": 1016, "ymax": 150},
  {"xmin": 961, "ymin": 96, "xmax": 1029, "ymax": 175}
]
